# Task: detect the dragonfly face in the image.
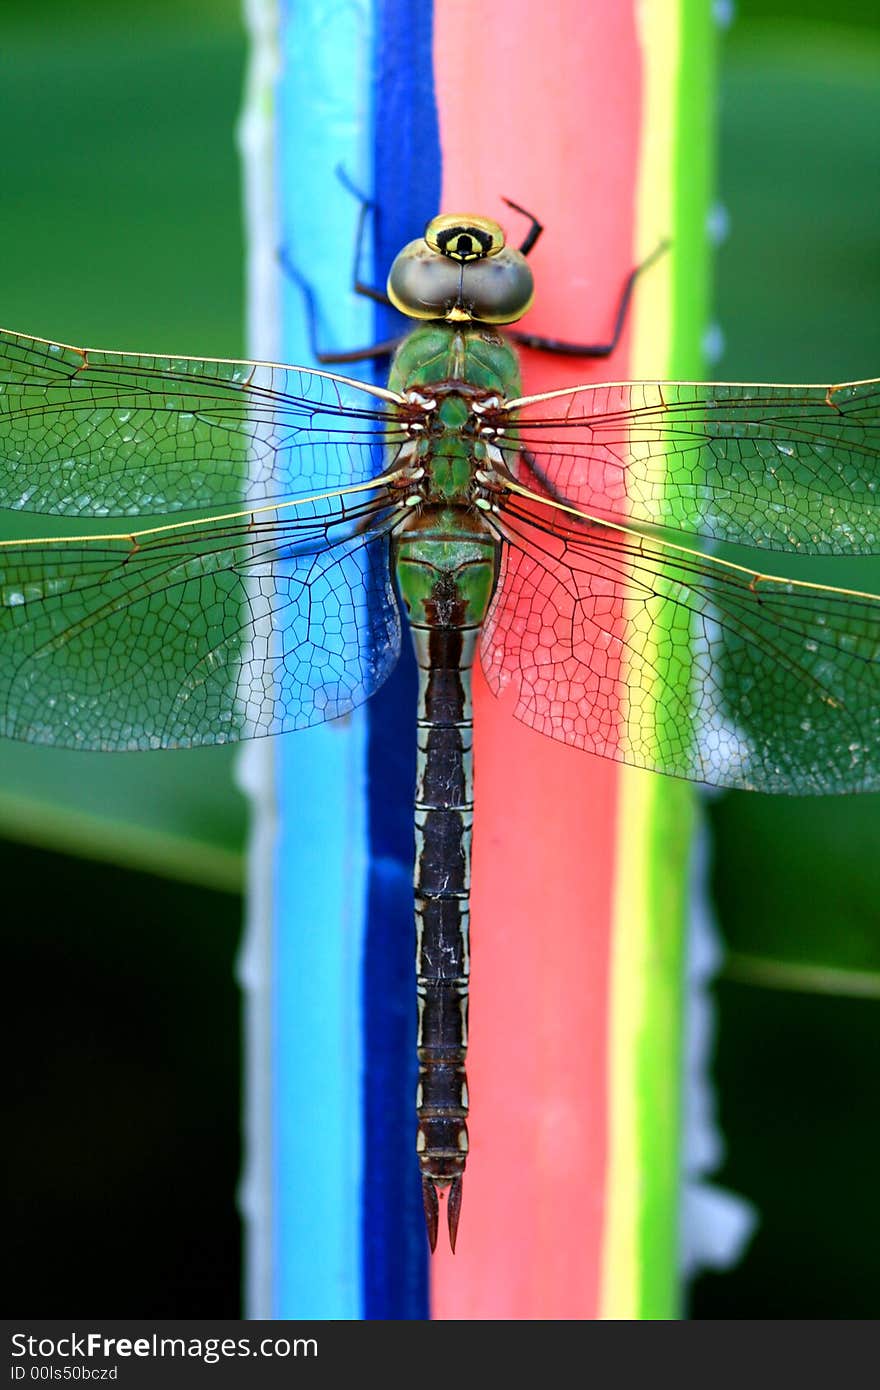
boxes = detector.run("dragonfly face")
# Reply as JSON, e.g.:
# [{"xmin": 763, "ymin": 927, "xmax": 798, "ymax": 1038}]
[
  {"xmin": 386, "ymin": 213, "xmax": 535, "ymax": 325},
  {"xmin": 1, "ymin": 212, "xmax": 879, "ymax": 1252}
]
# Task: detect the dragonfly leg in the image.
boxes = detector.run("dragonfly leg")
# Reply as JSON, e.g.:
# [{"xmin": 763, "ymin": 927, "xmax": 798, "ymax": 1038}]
[
  {"xmin": 333, "ymin": 165, "xmax": 395, "ymax": 308},
  {"xmin": 508, "ymin": 238, "xmax": 670, "ymax": 357},
  {"xmin": 278, "ymin": 167, "xmax": 407, "ymax": 364},
  {"xmin": 502, "ymin": 196, "xmax": 544, "ymax": 257},
  {"xmin": 277, "ymin": 247, "xmax": 405, "ymax": 364},
  {"xmin": 517, "ymin": 445, "xmax": 576, "ymax": 509}
]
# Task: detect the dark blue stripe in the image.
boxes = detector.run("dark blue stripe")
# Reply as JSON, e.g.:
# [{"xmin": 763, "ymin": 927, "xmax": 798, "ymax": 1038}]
[{"xmin": 362, "ymin": 0, "xmax": 441, "ymax": 1322}]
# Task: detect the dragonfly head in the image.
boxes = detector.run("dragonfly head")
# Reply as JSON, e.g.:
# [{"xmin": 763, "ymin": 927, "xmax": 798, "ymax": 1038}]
[{"xmin": 387, "ymin": 214, "xmax": 535, "ymax": 327}]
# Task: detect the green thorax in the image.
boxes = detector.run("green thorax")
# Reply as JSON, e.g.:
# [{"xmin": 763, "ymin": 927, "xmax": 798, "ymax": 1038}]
[
  {"xmin": 389, "ymin": 323, "xmax": 518, "ymax": 632},
  {"xmin": 388, "ymin": 321, "xmax": 522, "ymax": 397},
  {"xmin": 388, "ymin": 323, "xmax": 521, "ymax": 504}
]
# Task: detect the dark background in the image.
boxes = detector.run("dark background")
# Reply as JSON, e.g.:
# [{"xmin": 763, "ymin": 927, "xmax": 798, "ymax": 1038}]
[{"xmin": 2, "ymin": 0, "xmax": 879, "ymax": 1317}]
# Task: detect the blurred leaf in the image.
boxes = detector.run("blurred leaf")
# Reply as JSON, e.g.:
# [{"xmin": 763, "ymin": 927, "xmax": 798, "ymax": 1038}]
[
  {"xmin": 692, "ymin": 15, "xmax": 880, "ymax": 1319},
  {"xmin": 0, "ymin": 2, "xmax": 247, "ymax": 882},
  {"xmin": 723, "ymin": 955, "xmax": 880, "ymax": 999}
]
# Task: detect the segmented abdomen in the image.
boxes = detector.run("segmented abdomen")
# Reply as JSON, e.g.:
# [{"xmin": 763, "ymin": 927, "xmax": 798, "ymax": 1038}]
[{"xmin": 393, "ymin": 507, "xmax": 497, "ymax": 1250}]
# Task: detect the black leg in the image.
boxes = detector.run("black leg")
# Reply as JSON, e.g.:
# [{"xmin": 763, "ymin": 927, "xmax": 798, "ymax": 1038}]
[
  {"xmin": 509, "ymin": 239, "xmax": 670, "ymax": 357},
  {"xmin": 517, "ymin": 446, "xmax": 569, "ymax": 506},
  {"xmin": 517, "ymin": 445, "xmax": 614, "ymax": 523},
  {"xmin": 501, "ymin": 196, "xmax": 544, "ymax": 257},
  {"xmin": 277, "ymin": 248, "xmax": 404, "ymax": 365},
  {"xmin": 278, "ymin": 166, "xmax": 406, "ymax": 365},
  {"xmin": 335, "ymin": 165, "xmax": 394, "ymax": 308}
]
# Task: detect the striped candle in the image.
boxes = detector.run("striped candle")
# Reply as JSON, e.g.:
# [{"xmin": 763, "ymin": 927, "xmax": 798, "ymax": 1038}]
[{"xmin": 240, "ymin": 0, "xmax": 715, "ymax": 1320}]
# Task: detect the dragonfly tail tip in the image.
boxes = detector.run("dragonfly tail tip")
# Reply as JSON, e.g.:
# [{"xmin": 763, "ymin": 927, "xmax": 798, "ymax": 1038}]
[
  {"xmin": 422, "ymin": 1176, "xmax": 439, "ymax": 1253},
  {"xmin": 447, "ymin": 1176, "xmax": 463, "ymax": 1253},
  {"xmin": 422, "ymin": 1175, "xmax": 463, "ymax": 1253}
]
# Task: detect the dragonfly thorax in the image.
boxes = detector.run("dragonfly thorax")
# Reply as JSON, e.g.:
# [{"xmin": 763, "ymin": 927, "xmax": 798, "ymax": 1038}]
[{"xmin": 387, "ymin": 213, "xmax": 534, "ymax": 326}]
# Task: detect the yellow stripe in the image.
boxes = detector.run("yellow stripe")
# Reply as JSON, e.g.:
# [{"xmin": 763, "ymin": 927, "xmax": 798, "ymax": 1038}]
[{"xmin": 599, "ymin": 0, "xmax": 681, "ymax": 1322}]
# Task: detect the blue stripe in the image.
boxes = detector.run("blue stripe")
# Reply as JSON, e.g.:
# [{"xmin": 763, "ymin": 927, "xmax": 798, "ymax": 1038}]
[
  {"xmin": 361, "ymin": 0, "xmax": 440, "ymax": 1321},
  {"xmin": 273, "ymin": 0, "xmax": 376, "ymax": 1318}
]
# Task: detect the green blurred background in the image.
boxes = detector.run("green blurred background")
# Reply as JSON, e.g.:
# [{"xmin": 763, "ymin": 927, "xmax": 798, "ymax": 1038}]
[
  {"xmin": 695, "ymin": 0, "xmax": 880, "ymax": 1318},
  {"xmin": 2, "ymin": 0, "xmax": 247, "ymax": 1315},
  {"xmin": 2, "ymin": 0, "xmax": 878, "ymax": 1317}
]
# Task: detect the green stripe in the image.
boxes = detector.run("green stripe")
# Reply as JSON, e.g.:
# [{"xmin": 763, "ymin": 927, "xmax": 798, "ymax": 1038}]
[{"xmin": 636, "ymin": 3, "xmax": 718, "ymax": 1320}]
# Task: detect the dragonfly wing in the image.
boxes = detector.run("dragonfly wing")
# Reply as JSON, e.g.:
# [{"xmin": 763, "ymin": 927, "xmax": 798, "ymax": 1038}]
[
  {"xmin": 481, "ymin": 493, "xmax": 880, "ymax": 794},
  {"xmin": 0, "ymin": 327, "xmax": 404, "ymax": 518},
  {"xmin": 0, "ymin": 496, "xmax": 402, "ymax": 750},
  {"xmin": 509, "ymin": 379, "xmax": 880, "ymax": 555}
]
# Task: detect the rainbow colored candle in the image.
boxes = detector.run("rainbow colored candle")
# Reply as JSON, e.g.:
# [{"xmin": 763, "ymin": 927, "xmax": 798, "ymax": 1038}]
[{"xmin": 241, "ymin": 0, "xmax": 716, "ymax": 1320}]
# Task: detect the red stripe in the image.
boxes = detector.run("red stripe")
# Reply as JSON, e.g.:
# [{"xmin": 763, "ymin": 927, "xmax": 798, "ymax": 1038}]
[{"xmin": 430, "ymin": 1, "xmax": 643, "ymax": 1317}]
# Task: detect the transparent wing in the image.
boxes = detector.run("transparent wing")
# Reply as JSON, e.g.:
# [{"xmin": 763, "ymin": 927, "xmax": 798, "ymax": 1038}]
[
  {"xmin": 0, "ymin": 326, "xmax": 408, "ymax": 518},
  {"xmin": 506, "ymin": 379, "xmax": 880, "ymax": 555},
  {"xmin": 0, "ymin": 491, "xmax": 402, "ymax": 750},
  {"xmin": 481, "ymin": 489, "xmax": 880, "ymax": 794}
]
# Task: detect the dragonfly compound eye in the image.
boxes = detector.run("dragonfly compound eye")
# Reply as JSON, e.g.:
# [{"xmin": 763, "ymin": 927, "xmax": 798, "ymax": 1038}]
[{"xmin": 387, "ymin": 215, "xmax": 535, "ymax": 326}]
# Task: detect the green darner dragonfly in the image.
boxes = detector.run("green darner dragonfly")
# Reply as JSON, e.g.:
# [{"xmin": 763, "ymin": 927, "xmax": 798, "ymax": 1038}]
[{"xmin": 1, "ymin": 211, "xmax": 879, "ymax": 1250}]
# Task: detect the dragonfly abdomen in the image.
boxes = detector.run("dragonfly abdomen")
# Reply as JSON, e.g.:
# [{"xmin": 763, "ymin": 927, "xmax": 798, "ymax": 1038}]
[{"xmin": 393, "ymin": 507, "xmax": 497, "ymax": 1251}]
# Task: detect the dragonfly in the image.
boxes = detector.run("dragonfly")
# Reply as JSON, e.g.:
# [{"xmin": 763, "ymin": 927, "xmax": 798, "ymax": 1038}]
[{"xmin": 1, "ymin": 207, "xmax": 879, "ymax": 1252}]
